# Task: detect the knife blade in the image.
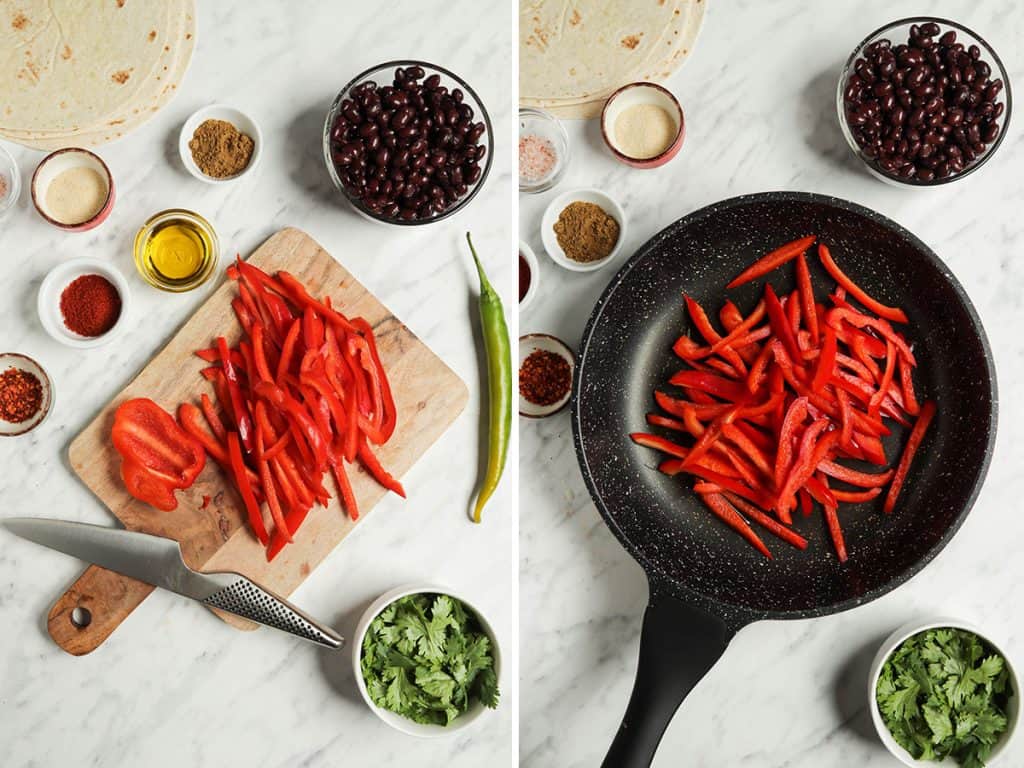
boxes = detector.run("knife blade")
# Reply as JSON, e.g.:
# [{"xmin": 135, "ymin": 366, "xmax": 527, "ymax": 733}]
[{"xmin": 2, "ymin": 518, "xmax": 343, "ymax": 650}]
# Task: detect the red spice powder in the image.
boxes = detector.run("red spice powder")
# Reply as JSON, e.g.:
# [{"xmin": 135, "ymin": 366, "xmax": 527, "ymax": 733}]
[
  {"xmin": 519, "ymin": 349, "xmax": 571, "ymax": 406},
  {"xmin": 0, "ymin": 367, "xmax": 43, "ymax": 423},
  {"xmin": 60, "ymin": 274, "xmax": 122, "ymax": 337}
]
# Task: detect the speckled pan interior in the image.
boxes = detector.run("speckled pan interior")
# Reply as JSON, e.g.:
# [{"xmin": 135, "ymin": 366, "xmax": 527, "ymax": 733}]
[{"xmin": 572, "ymin": 192, "xmax": 997, "ymax": 624}]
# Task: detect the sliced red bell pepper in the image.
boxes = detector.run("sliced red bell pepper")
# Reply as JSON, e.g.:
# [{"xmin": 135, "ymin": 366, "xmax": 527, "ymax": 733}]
[
  {"xmin": 817, "ymin": 460, "xmax": 893, "ymax": 487},
  {"xmin": 796, "ymin": 253, "xmax": 819, "ymax": 345},
  {"xmin": 883, "ymin": 400, "xmax": 936, "ymax": 514},
  {"xmin": 721, "ymin": 423, "xmax": 772, "ymax": 478},
  {"xmin": 869, "ymin": 339, "xmax": 897, "ymax": 418},
  {"xmin": 775, "ymin": 397, "xmax": 809, "ymax": 490},
  {"xmin": 764, "ymin": 284, "xmax": 802, "ymax": 365},
  {"xmin": 112, "ymin": 398, "xmax": 206, "ymax": 493},
  {"xmin": 276, "ymin": 320, "xmax": 301, "ymax": 384},
  {"xmin": 811, "ymin": 327, "xmax": 837, "ymax": 394},
  {"xmin": 826, "ymin": 308, "xmax": 916, "ymax": 366},
  {"xmin": 805, "ymin": 474, "xmax": 838, "ymax": 507},
  {"xmin": 818, "ymin": 244, "xmax": 909, "ymax": 324},
  {"xmin": 669, "ymin": 371, "xmax": 751, "ymax": 402},
  {"xmin": 823, "ymin": 499, "xmax": 848, "ymax": 563},
  {"xmin": 357, "ymin": 437, "xmax": 405, "ymax": 498},
  {"xmin": 831, "ymin": 487, "xmax": 882, "ymax": 503},
  {"xmin": 228, "ymin": 432, "xmax": 268, "ymax": 545},
  {"xmin": 710, "ymin": 301, "xmax": 767, "ymax": 354},
  {"xmin": 121, "ymin": 460, "xmax": 179, "ymax": 511},
  {"xmin": 646, "ymin": 413, "xmax": 688, "ymax": 431},
  {"xmin": 199, "ymin": 393, "xmax": 227, "ymax": 441},
  {"xmin": 255, "ymin": 381, "xmax": 330, "ymax": 471},
  {"xmin": 255, "ymin": 432, "xmax": 291, "ymax": 544},
  {"xmin": 698, "ymin": 492, "xmax": 772, "ymax": 559},
  {"xmin": 726, "ymin": 235, "xmax": 816, "ymax": 289},
  {"xmin": 217, "ymin": 337, "xmax": 254, "ymax": 454},
  {"xmin": 899, "ymin": 356, "xmax": 921, "ymax": 416},
  {"xmin": 720, "ymin": 491, "xmax": 808, "ymax": 550}
]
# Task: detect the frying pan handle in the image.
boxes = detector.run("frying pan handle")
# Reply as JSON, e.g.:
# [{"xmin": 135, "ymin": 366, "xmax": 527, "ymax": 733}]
[{"xmin": 602, "ymin": 586, "xmax": 736, "ymax": 768}]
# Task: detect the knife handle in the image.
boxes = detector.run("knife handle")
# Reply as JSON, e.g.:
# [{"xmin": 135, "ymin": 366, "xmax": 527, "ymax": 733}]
[{"xmin": 48, "ymin": 565, "xmax": 154, "ymax": 656}]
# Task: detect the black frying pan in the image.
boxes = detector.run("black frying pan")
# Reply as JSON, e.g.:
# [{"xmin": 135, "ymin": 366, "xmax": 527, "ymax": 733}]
[{"xmin": 571, "ymin": 192, "xmax": 997, "ymax": 767}]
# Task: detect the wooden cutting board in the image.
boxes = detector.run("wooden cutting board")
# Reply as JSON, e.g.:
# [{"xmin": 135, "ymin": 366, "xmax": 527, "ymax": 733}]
[{"xmin": 55, "ymin": 227, "xmax": 468, "ymax": 655}]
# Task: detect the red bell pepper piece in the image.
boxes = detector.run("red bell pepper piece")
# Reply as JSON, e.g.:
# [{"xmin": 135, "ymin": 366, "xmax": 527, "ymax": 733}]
[
  {"xmin": 805, "ymin": 474, "xmax": 838, "ymax": 507},
  {"xmin": 869, "ymin": 340, "xmax": 897, "ymax": 418},
  {"xmin": 357, "ymin": 437, "xmax": 405, "ymax": 498},
  {"xmin": 818, "ymin": 244, "xmax": 909, "ymax": 324},
  {"xmin": 217, "ymin": 337, "xmax": 254, "ymax": 454},
  {"xmin": 251, "ymin": 323, "xmax": 274, "ymax": 383},
  {"xmin": 831, "ymin": 487, "xmax": 882, "ymax": 503},
  {"xmin": 352, "ymin": 318, "xmax": 397, "ymax": 441},
  {"xmin": 698, "ymin": 492, "xmax": 772, "ymax": 559},
  {"xmin": 884, "ymin": 401, "xmax": 936, "ymax": 514},
  {"xmin": 775, "ymin": 397, "xmax": 809, "ymax": 490},
  {"xmin": 817, "ymin": 460, "xmax": 893, "ymax": 487},
  {"xmin": 836, "ymin": 388, "xmax": 853, "ymax": 448},
  {"xmin": 255, "ymin": 381, "xmax": 330, "ymax": 471},
  {"xmin": 899, "ymin": 356, "xmax": 921, "ymax": 416},
  {"xmin": 721, "ymin": 423, "xmax": 772, "ymax": 478},
  {"xmin": 630, "ymin": 433, "xmax": 688, "ymax": 459},
  {"xmin": 710, "ymin": 301, "xmax": 767, "ymax": 355},
  {"xmin": 777, "ymin": 424, "xmax": 837, "ymax": 519},
  {"xmin": 669, "ymin": 371, "xmax": 751, "ymax": 402},
  {"xmin": 720, "ymin": 491, "xmax": 808, "ymax": 550},
  {"xmin": 199, "ymin": 393, "xmax": 227, "ymax": 441},
  {"xmin": 120, "ymin": 460, "xmax": 179, "ymax": 511},
  {"xmin": 726, "ymin": 235, "xmax": 816, "ymax": 289},
  {"xmin": 811, "ymin": 326, "xmax": 837, "ymax": 394},
  {"xmin": 796, "ymin": 253, "xmax": 819, "ymax": 345},
  {"xmin": 112, "ymin": 399, "xmax": 206, "ymax": 498},
  {"xmin": 746, "ymin": 343, "xmax": 774, "ymax": 394},
  {"xmin": 276, "ymin": 320, "xmax": 301, "ymax": 384},
  {"xmin": 823, "ymin": 499, "xmax": 847, "ymax": 562},
  {"xmin": 798, "ymin": 488, "xmax": 812, "ymax": 516},
  {"xmin": 228, "ymin": 432, "xmax": 269, "ymax": 545},
  {"xmin": 231, "ymin": 298, "xmax": 255, "ymax": 336},
  {"xmin": 255, "ymin": 432, "xmax": 291, "ymax": 544},
  {"xmin": 826, "ymin": 308, "xmax": 916, "ymax": 366},
  {"xmin": 764, "ymin": 284, "xmax": 802, "ymax": 365},
  {"xmin": 646, "ymin": 413, "xmax": 688, "ymax": 432}
]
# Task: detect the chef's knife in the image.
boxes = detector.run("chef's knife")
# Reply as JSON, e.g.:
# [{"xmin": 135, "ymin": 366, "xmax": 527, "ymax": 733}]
[{"xmin": 2, "ymin": 517, "xmax": 343, "ymax": 650}]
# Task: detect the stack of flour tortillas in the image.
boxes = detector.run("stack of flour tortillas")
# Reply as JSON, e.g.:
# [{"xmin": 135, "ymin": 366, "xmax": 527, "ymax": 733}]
[
  {"xmin": 0, "ymin": 0, "xmax": 196, "ymax": 150},
  {"xmin": 520, "ymin": 0, "xmax": 706, "ymax": 119}
]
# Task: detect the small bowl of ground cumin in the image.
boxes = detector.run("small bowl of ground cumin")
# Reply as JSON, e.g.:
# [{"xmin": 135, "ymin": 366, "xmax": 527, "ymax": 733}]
[
  {"xmin": 519, "ymin": 334, "xmax": 575, "ymax": 418},
  {"xmin": 541, "ymin": 188, "xmax": 626, "ymax": 272},
  {"xmin": 179, "ymin": 105, "xmax": 261, "ymax": 184},
  {"xmin": 0, "ymin": 353, "xmax": 53, "ymax": 437}
]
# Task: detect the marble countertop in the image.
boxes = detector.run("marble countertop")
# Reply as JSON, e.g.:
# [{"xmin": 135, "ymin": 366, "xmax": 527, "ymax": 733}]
[
  {"xmin": 0, "ymin": 2, "xmax": 517, "ymax": 767},
  {"xmin": 519, "ymin": 1, "xmax": 1024, "ymax": 766}
]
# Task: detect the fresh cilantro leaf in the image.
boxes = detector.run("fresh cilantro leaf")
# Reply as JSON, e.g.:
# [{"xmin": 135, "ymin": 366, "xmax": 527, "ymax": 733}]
[
  {"xmin": 359, "ymin": 593, "xmax": 500, "ymax": 726},
  {"xmin": 876, "ymin": 628, "xmax": 1011, "ymax": 768}
]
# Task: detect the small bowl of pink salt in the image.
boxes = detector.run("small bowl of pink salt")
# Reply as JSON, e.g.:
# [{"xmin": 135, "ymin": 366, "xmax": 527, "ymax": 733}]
[{"xmin": 519, "ymin": 107, "xmax": 569, "ymax": 194}]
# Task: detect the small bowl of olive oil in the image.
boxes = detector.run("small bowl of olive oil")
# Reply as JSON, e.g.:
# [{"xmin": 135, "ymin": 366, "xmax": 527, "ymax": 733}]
[{"xmin": 133, "ymin": 208, "xmax": 219, "ymax": 292}]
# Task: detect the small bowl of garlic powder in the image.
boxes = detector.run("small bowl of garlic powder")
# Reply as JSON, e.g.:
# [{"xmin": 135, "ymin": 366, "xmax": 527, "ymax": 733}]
[
  {"xmin": 31, "ymin": 148, "xmax": 114, "ymax": 232},
  {"xmin": 600, "ymin": 82, "xmax": 685, "ymax": 169}
]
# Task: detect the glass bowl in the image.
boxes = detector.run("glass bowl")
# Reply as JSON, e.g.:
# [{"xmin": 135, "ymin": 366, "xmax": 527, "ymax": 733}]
[
  {"xmin": 133, "ymin": 208, "xmax": 220, "ymax": 292},
  {"xmin": 519, "ymin": 107, "xmax": 570, "ymax": 193},
  {"xmin": 837, "ymin": 17, "xmax": 1011, "ymax": 187},
  {"xmin": 322, "ymin": 60, "xmax": 494, "ymax": 226},
  {"xmin": 0, "ymin": 143, "xmax": 21, "ymax": 219}
]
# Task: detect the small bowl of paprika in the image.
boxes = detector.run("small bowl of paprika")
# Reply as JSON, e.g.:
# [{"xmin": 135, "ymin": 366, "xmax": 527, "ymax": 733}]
[
  {"xmin": 519, "ymin": 334, "xmax": 575, "ymax": 418},
  {"xmin": 37, "ymin": 258, "xmax": 130, "ymax": 349},
  {"xmin": 0, "ymin": 353, "xmax": 53, "ymax": 437}
]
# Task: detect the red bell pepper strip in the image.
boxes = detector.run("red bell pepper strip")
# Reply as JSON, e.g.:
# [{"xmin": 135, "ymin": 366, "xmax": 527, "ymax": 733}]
[
  {"xmin": 231, "ymin": 298, "xmax": 255, "ymax": 336},
  {"xmin": 823, "ymin": 499, "xmax": 848, "ymax": 563},
  {"xmin": 330, "ymin": 455, "xmax": 359, "ymax": 521},
  {"xmin": 255, "ymin": 381, "xmax": 330, "ymax": 470},
  {"xmin": 796, "ymin": 253, "xmax": 819, "ymax": 345},
  {"xmin": 836, "ymin": 388, "xmax": 853, "ymax": 448},
  {"xmin": 228, "ymin": 432, "xmax": 269, "ymax": 545},
  {"xmin": 685, "ymin": 295, "xmax": 723, "ymax": 345},
  {"xmin": 883, "ymin": 400, "xmax": 936, "ymax": 514},
  {"xmin": 277, "ymin": 271, "xmax": 358, "ymax": 334},
  {"xmin": 631, "ymin": 433, "xmax": 688, "ymax": 459},
  {"xmin": 710, "ymin": 301, "xmax": 767, "ymax": 355},
  {"xmin": 251, "ymin": 323, "xmax": 274, "ymax": 383},
  {"xmin": 726, "ymin": 235, "xmax": 816, "ymax": 289},
  {"xmin": 826, "ymin": 308, "xmax": 916, "ymax": 366},
  {"xmin": 720, "ymin": 491, "xmax": 808, "ymax": 550},
  {"xmin": 646, "ymin": 413, "xmax": 688, "ymax": 431},
  {"xmin": 786, "ymin": 290, "xmax": 801, "ymax": 333},
  {"xmin": 356, "ymin": 437, "xmax": 405, "ymax": 498},
  {"xmin": 775, "ymin": 397, "xmax": 809, "ymax": 490},
  {"xmin": 746, "ymin": 343, "xmax": 774, "ymax": 394},
  {"xmin": 217, "ymin": 337, "xmax": 254, "ymax": 454},
  {"xmin": 817, "ymin": 460, "xmax": 893, "ymax": 487},
  {"xmin": 719, "ymin": 300, "xmax": 744, "ymax": 332},
  {"xmin": 721, "ymin": 423, "xmax": 772, "ymax": 478},
  {"xmin": 869, "ymin": 339, "xmax": 897, "ymax": 418},
  {"xmin": 831, "ymin": 487, "xmax": 882, "ymax": 503},
  {"xmin": 276, "ymin": 320, "xmax": 301, "ymax": 384},
  {"xmin": 818, "ymin": 244, "xmax": 909, "ymax": 324},
  {"xmin": 256, "ymin": 432, "xmax": 291, "ymax": 544},
  {"xmin": 262, "ymin": 430, "xmax": 291, "ymax": 461},
  {"xmin": 698, "ymin": 492, "xmax": 772, "ymax": 559},
  {"xmin": 351, "ymin": 318, "xmax": 397, "ymax": 440},
  {"xmin": 715, "ymin": 443, "xmax": 763, "ymax": 489},
  {"xmin": 777, "ymin": 426, "xmax": 838, "ymax": 519},
  {"xmin": 899, "ymin": 357, "xmax": 921, "ymax": 416},
  {"xmin": 669, "ymin": 371, "xmax": 751, "ymax": 402},
  {"xmin": 798, "ymin": 488, "xmax": 812, "ymax": 516},
  {"xmin": 764, "ymin": 284, "xmax": 802, "ymax": 365},
  {"xmin": 805, "ymin": 474, "xmax": 838, "ymax": 507},
  {"xmin": 113, "ymin": 399, "xmax": 206, "ymax": 490},
  {"xmin": 199, "ymin": 393, "xmax": 227, "ymax": 441},
  {"xmin": 812, "ymin": 327, "xmax": 837, "ymax": 394}
]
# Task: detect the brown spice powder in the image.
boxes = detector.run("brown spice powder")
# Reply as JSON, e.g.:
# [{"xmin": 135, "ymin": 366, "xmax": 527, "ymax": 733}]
[
  {"xmin": 553, "ymin": 201, "xmax": 620, "ymax": 263},
  {"xmin": 188, "ymin": 119, "xmax": 254, "ymax": 179}
]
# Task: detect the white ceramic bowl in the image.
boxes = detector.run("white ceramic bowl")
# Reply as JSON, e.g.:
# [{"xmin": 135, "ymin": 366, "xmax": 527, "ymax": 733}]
[
  {"xmin": 0, "ymin": 353, "xmax": 53, "ymax": 436},
  {"xmin": 519, "ymin": 334, "xmax": 574, "ymax": 418},
  {"xmin": 541, "ymin": 188, "xmax": 626, "ymax": 272},
  {"xmin": 868, "ymin": 617, "xmax": 1019, "ymax": 766},
  {"xmin": 0, "ymin": 142, "xmax": 21, "ymax": 219},
  {"xmin": 37, "ymin": 258, "xmax": 131, "ymax": 349},
  {"xmin": 519, "ymin": 240, "xmax": 540, "ymax": 311},
  {"xmin": 352, "ymin": 583, "xmax": 502, "ymax": 737},
  {"xmin": 179, "ymin": 104, "xmax": 262, "ymax": 183},
  {"xmin": 31, "ymin": 148, "xmax": 114, "ymax": 231}
]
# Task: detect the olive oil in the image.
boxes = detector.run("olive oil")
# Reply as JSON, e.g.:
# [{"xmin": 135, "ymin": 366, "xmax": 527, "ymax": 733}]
[{"xmin": 134, "ymin": 209, "xmax": 219, "ymax": 292}]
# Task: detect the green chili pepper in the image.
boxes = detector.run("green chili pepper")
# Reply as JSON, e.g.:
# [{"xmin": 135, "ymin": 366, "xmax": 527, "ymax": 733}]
[{"xmin": 466, "ymin": 232, "xmax": 511, "ymax": 523}]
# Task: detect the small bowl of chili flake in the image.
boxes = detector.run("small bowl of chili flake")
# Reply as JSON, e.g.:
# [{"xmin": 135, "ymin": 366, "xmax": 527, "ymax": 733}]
[
  {"xmin": 0, "ymin": 353, "xmax": 53, "ymax": 437},
  {"xmin": 519, "ymin": 334, "xmax": 574, "ymax": 418},
  {"xmin": 37, "ymin": 258, "xmax": 129, "ymax": 349}
]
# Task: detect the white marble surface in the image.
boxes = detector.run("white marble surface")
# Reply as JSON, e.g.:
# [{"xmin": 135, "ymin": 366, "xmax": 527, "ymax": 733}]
[
  {"xmin": 0, "ymin": 2, "xmax": 517, "ymax": 767},
  {"xmin": 520, "ymin": 1, "xmax": 1024, "ymax": 766}
]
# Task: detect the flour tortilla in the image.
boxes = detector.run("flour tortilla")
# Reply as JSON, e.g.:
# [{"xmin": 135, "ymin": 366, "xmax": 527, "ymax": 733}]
[
  {"xmin": 0, "ymin": 0, "xmax": 195, "ymax": 147},
  {"xmin": 520, "ymin": 0, "xmax": 706, "ymax": 118}
]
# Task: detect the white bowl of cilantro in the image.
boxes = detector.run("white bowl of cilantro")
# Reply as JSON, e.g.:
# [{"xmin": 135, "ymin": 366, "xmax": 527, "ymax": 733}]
[
  {"xmin": 353, "ymin": 584, "xmax": 501, "ymax": 736},
  {"xmin": 869, "ymin": 619, "xmax": 1019, "ymax": 767}
]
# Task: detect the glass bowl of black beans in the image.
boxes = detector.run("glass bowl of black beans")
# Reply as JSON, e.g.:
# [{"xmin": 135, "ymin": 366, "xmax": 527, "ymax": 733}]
[
  {"xmin": 837, "ymin": 18, "xmax": 1010, "ymax": 186},
  {"xmin": 323, "ymin": 60, "xmax": 493, "ymax": 224}
]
